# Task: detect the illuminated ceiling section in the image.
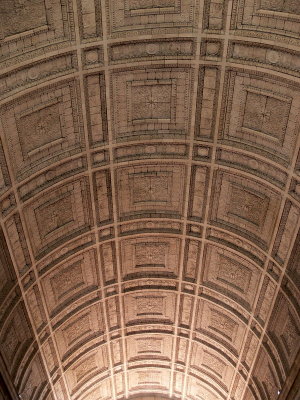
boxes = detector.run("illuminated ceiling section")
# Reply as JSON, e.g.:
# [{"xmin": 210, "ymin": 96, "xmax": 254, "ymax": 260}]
[{"xmin": 0, "ymin": 1, "xmax": 299, "ymax": 400}]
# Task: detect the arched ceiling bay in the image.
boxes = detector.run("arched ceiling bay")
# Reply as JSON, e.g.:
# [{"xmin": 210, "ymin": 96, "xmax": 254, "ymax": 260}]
[{"xmin": 0, "ymin": 1, "xmax": 300, "ymax": 400}]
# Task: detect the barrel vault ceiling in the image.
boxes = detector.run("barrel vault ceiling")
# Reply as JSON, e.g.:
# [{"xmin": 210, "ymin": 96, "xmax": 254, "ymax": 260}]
[{"xmin": 0, "ymin": 1, "xmax": 300, "ymax": 400}]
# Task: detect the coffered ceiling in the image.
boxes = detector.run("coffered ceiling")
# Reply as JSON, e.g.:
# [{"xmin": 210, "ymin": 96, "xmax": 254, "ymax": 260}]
[{"xmin": 0, "ymin": 1, "xmax": 300, "ymax": 400}]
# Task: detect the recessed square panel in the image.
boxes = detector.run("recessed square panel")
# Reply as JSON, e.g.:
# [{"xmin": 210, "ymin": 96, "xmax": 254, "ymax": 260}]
[
  {"xmin": 35, "ymin": 193, "xmax": 74, "ymax": 239},
  {"xmin": 132, "ymin": 171, "xmax": 172, "ymax": 204},
  {"xmin": 220, "ymin": 70, "xmax": 299, "ymax": 165},
  {"xmin": 41, "ymin": 250, "xmax": 99, "ymax": 316},
  {"xmin": 111, "ymin": 68, "xmax": 193, "ymax": 141},
  {"xmin": 209, "ymin": 309, "xmax": 238, "ymax": 340},
  {"xmin": 196, "ymin": 300, "xmax": 246, "ymax": 355},
  {"xmin": 190, "ymin": 342, "xmax": 235, "ymax": 390},
  {"xmin": 23, "ymin": 178, "xmax": 92, "ymax": 259},
  {"xmin": 17, "ymin": 102, "xmax": 62, "ymax": 156},
  {"xmin": 242, "ymin": 90, "xmax": 290, "ymax": 142},
  {"xmin": 55, "ymin": 304, "xmax": 105, "ymax": 360},
  {"xmin": 1, "ymin": 81, "xmax": 84, "ymax": 181},
  {"xmin": 116, "ymin": 164, "xmax": 186, "ymax": 219},
  {"xmin": 120, "ymin": 236, "xmax": 180, "ymax": 278},
  {"xmin": 124, "ymin": 291, "xmax": 176, "ymax": 325},
  {"xmin": 210, "ymin": 170, "xmax": 281, "ymax": 249},
  {"xmin": 126, "ymin": 334, "xmax": 173, "ymax": 362},
  {"xmin": 228, "ymin": 184, "xmax": 269, "ymax": 228},
  {"xmin": 130, "ymin": 81, "xmax": 173, "ymax": 123},
  {"xmin": 65, "ymin": 347, "xmax": 108, "ymax": 394},
  {"xmin": 202, "ymin": 244, "xmax": 261, "ymax": 309},
  {"xmin": 135, "ymin": 242, "xmax": 167, "ymax": 266}
]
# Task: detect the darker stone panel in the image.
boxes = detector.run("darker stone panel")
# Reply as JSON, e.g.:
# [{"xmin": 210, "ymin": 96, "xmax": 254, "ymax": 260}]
[{"xmin": 286, "ymin": 228, "xmax": 300, "ymax": 288}]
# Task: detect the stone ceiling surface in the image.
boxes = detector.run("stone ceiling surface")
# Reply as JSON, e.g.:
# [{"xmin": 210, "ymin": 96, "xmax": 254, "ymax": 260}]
[{"xmin": 0, "ymin": 1, "xmax": 300, "ymax": 400}]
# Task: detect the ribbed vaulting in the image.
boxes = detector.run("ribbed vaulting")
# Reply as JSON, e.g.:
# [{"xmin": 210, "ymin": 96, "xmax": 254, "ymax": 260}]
[{"xmin": 0, "ymin": 1, "xmax": 300, "ymax": 400}]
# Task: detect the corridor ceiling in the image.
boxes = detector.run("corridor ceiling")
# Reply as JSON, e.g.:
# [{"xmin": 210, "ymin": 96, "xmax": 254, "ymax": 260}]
[{"xmin": 0, "ymin": 0, "xmax": 300, "ymax": 400}]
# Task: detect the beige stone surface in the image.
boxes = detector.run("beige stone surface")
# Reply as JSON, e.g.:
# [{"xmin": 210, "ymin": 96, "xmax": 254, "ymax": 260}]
[{"xmin": 0, "ymin": 1, "xmax": 300, "ymax": 400}]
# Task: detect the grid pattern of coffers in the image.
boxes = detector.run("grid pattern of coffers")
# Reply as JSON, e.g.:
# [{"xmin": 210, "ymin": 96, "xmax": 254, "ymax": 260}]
[{"xmin": 0, "ymin": 1, "xmax": 299, "ymax": 400}]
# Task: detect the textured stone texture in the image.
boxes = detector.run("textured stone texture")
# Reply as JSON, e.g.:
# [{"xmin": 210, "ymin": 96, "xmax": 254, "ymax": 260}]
[{"xmin": 0, "ymin": 2, "xmax": 299, "ymax": 400}]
